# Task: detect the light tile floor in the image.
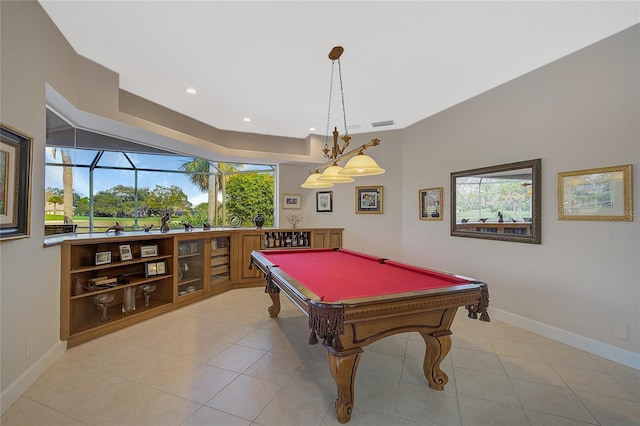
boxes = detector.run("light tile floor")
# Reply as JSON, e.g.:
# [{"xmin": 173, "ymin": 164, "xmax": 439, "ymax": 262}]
[{"xmin": 2, "ymin": 287, "xmax": 639, "ymax": 425}]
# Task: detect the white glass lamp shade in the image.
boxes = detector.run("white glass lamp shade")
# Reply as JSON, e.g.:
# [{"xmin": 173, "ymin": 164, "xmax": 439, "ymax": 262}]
[
  {"xmin": 301, "ymin": 173, "xmax": 334, "ymax": 188},
  {"xmin": 316, "ymin": 165, "xmax": 355, "ymax": 183},
  {"xmin": 339, "ymin": 154, "xmax": 385, "ymax": 176}
]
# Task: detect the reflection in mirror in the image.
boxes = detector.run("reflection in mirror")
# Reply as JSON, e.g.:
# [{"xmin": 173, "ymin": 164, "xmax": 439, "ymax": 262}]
[{"xmin": 451, "ymin": 159, "xmax": 541, "ymax": 244}]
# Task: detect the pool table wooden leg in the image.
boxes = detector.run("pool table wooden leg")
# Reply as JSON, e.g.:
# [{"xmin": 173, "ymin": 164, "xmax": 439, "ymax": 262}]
[
  {"xmin": 327, "ymin": 350, "xmax": 362, "ymax": 424},
  {"xmin": 420, "ymin": 332, "xmax": 451, "ymax": 391},
  {"xmin": 267, "ymin": 292, "xmax": 281, "ymax": 318}
]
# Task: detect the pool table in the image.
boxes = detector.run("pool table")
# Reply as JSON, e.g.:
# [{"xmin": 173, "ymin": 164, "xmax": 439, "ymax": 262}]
[{"xmin": 250, "ymin": 248, "xmax": 489, "ymax": 423}]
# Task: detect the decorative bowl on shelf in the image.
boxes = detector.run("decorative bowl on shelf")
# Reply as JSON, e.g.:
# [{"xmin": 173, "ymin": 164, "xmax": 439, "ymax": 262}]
[
  {"xmin": 93, "ymin": 293, "xmax": 116, "ymax": 322},
  {"xmin": 186, "ymin": 285, "xmax": 196, "ymax": 293},
  {"xmin": 139, "ymin": 283, "xmax": 156, "ymax": 308}
]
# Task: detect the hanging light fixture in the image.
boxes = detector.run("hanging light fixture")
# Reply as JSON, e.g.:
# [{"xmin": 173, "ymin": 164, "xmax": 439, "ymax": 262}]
[
  {"xmin": 301, "ymin": 46, "xmax": 384, "ymax": 188},
  {"xmin": 340, "ymin": 151, "xmax": 385, "ymax": 176},
  {"xmin": 301, "ymin": 172, "xmax": 334, "ymax": 188}
]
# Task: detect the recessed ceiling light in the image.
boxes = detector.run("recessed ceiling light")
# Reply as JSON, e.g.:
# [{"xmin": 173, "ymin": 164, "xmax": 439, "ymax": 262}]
[
  {"xmin": 243, "ymin": 117, "xmax": 251, "ymax": 122},
  {"xmin": 309, "ymin": 127, "xmax": 317, "ymax": 132},
  {"xmin": 185, "ymin": 88, "xmax": 197, "ymax": 95}
]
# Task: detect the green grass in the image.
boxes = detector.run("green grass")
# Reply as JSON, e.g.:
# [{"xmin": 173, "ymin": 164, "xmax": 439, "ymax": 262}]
[{"xmin": 45, "ymin": 215, "xmax": 181, "ymax": 232}]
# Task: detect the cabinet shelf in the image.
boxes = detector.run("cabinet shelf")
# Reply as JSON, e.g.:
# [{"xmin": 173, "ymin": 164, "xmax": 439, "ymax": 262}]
[
  {"xmin": 71, "ymin": 299, "xmax": 171, "ymax": 335},
  {"xmin": 177, "ymin": 252, "xmax": 201, "ymax": 259},
  {"xmin": 71, "ymin": 274, "xmax": 173, "ymax": 300},
  {"xmin": 178, "ymin": 277, "xmax": 201, "ymax": 286},
  {"xmin": 70, "ymin": 254, "xmax": 172, "ymax": 274}
]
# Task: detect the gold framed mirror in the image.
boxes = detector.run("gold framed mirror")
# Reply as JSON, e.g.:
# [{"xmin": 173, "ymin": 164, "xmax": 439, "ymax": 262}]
[{"xmin": 450, "ymin": 159, "xmax": 541, "ymax": 244}]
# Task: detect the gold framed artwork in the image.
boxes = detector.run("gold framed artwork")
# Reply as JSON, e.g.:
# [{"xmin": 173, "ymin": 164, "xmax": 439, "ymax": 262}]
[
  {"xmin": 355, "ymin": 186, "xmax": 383, "ymax": 214},
  {"xmin": 282, "ymin": 194, "xmax": 301, "ymax": 209},
  {"xmin": 0, "ymin": 124, "xmax": 33, "ymax": 241},
  {"xmin": 558, "ymin": 164, "xmax": 632, "ymax": 221},
  {"xmin": 419, "ymin": 187, "xmax": 443, "ymax": 221}
]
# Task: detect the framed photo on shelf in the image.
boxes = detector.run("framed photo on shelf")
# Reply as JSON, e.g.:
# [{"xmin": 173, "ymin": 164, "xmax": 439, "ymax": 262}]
[
  {"xmin": 119, "ymin": 244, "xmax": 133, "ymax": 261},
  {"xmin": 0, "ymin": 124, "xmax": 33, "ymax": 241},
  {"xmin": 316, "ymin": 191, "xmax": 333, "ymax": 212},
  {"xmin": 355, "ymin": 186, "xmax": 383, "ymax": 214},
  {"xmin": 95, "ymin": 251, "xmax": 112, "ymax": 266},
  {"xmin": 282, "ymin": 194, "xmax": 301, "ymax": 209},
  {"xmin": 419, "ymin": 187, "xmax": 443, "ymax": 221},
  {"xmin": 145, "ymin": 262, "xmax": 158, "ymax": 277},
  {"xmin": 558, "ymin": 164, "xmax": 633, "ymax": 221},
  {"xmin": 140, "ymin": 244, "xmax": 158, "ymax": 258},
  {"xmin": 155, "ymin": 260, "xmax": 167, "ymax": 275}
]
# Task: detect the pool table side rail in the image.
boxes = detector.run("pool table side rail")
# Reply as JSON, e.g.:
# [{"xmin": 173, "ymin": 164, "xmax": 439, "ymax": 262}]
[{"xmin": 250, "ymin": 250, "xmax": 490, "ymax": 351}]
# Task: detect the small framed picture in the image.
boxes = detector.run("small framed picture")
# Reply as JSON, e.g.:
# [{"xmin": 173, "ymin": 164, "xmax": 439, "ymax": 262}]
[
  {"xmin": 95, "ymin": 251, "xmax": 112, "ymax": 266},
  {"xmin": 356, "ymin": 186, "xmax": 383, "ymax": 214},
  {"xmin": 145, "ymin": 262, "xmax": 158, "ymax": 277},
  {"xmin": 316, "ymin": 191, "xmax": 333, "ymax": 212},
  {"xmin": 155, "ymin": 260, "xmax": 166, "ymax": 275},
  {"xmin": 140, "ymin": 244, "xmax": 158, "ymax": 258},
  {"xmin": 119, "ymin": 244, "xmax": 133, "ymax": 261},
  {"xmin": 419, "ymin": 187, "xmax": 443, "ymax": 221},
  {"xmin": 282, "ymin": 194, "xmax": 301, "ymax": 209}
]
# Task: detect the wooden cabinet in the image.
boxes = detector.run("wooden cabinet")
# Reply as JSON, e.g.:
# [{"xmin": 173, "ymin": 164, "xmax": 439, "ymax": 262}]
[
  {"xmin": 209, "ymin": 234, "xmax": 231, "ymax": 290},
  {"xmin": 237, "ymin": 231, "xmax": 264, "ymax": 282},
  {"xmin": 455, "ymin": 222, "xmax": 531, "ymax": 236},
  {"xmin": 60, "ymin": 227, "xmax": 342, "ymax": 347},
  {"xmin": 311, "ymin": 229, "xmax": 342, "ymax": 248},
  {"xmin": 175, "ymin": 235, "xmax": 205, "ymax": 300},
  {"xmin": 60, "ymin": 235, "xmax": 175, "ymax": 347}
]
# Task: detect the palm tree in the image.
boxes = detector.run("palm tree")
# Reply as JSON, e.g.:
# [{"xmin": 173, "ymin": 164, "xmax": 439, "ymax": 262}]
[
  {"xmin": 52, "ymin": 148, "xmax": 74, "ymax": 224},
  {"xmin": 180, "ymin": 159, "xmax": 239, "ymax": 225}
]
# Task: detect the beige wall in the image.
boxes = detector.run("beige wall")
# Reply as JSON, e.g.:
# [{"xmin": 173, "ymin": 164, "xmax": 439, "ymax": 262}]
[
  {"xmin": 400, "ymin": 25, "xmax": 639, "ymax": 362},
  {"xmin": 1, "ymin": 1, "xmax": 638, "ymax": 413}
]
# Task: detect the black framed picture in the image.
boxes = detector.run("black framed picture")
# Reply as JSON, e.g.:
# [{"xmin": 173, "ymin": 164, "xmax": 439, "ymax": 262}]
[
  {"xmin": 0, "ymin": 124, "xmax": 33, "ymax": 240},
  {"xmin": 316, "ymin": 191, "xmax": 333, "ymax": 212}
]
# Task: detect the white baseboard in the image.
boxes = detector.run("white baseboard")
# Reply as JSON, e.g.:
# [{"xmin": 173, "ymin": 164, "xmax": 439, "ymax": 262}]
[
  {"xmin": 491, "ymin": 307, "xmax": 639, "ymax": 371},
  {"xmin": 0, "ymin": 340, "xmax": 67, "ymax": 415}
]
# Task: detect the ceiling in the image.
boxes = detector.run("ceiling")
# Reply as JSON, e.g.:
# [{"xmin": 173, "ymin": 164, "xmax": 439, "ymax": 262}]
[{"xmin": 38, "ymin": 1, "xmax": 639, "ymax": 140}]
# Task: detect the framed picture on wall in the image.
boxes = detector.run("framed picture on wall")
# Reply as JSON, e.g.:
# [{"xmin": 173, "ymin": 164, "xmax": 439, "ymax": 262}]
[
  {"xmin": 419, "ymin": 187, "xmax": 443, "ymax": 221},
  {"xmin": 0, "ymin": 124, "xmax": 33, "ymax": 241},
  {"xmin": 282, "ymin": 194, "xmax": 301, "ymax": 209},
  {"xmin": 558, "ymin": 164, "xmax": 632, "ymax": 221},
  {"xmin": 316, "ymin": 191, "xmax": 333, "ymax": 212},
  {"xmin": 355, "ymin": 186, "xmax": 383, "ymax": 214}
]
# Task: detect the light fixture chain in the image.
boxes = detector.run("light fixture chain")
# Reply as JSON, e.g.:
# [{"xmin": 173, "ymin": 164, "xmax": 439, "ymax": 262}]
[
  {"xmin": 337, "ymin": 58, "xmax": 348, "ymax": 136},
  {"xmin": 324, "ymin": 60, "xmax": 336, "ymax": 153}
]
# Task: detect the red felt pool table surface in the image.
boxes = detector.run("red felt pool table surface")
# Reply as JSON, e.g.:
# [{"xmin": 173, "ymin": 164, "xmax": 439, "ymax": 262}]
[{"xmin": 257, "ymin": 248, "xmax": 476, "ymax": 302}]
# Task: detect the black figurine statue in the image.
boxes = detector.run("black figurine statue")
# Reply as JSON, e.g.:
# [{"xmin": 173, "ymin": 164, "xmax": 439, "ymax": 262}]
[
  {"xmin": 160, "ymin": 213, "xmax": 170, "ymax": 233},
  {"xmin": 105, "ymin": 221, "xmax": 125, "ymax": 235},
  {"xmin": 498, "ymin": 211, "xmax": 504, "ymax": 223},
  {"xmin": 184, "ymin": 222, "xmax": 193, "ymax": 231},
  {"xmin": 144, "ymin": 224, "xmax": 154, "ymax": 232},
  {"xmin": 203, "ymin": 222, "xmax": 211, "ymax": 230}
]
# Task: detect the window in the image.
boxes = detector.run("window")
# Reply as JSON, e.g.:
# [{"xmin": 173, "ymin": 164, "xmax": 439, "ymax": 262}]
[{"xmin": 45, "ymin": 108, "xmax": 275, "ymax": 233}]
